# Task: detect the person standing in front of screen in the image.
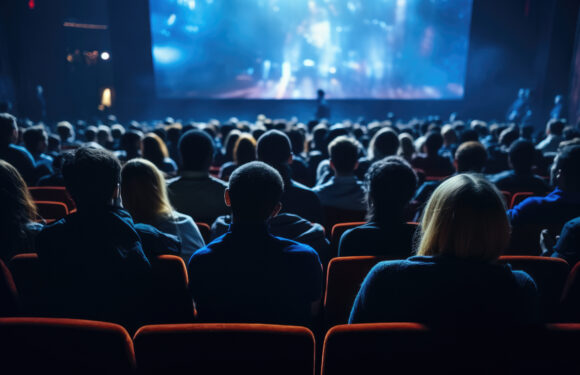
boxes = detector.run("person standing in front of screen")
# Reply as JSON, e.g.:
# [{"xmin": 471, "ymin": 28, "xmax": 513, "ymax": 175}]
[{"xmin": 315, "ymin": 89, "xmax": 330, "ymax": 121}]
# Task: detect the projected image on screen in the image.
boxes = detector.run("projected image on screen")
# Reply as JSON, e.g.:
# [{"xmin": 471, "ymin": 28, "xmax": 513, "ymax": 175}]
[{"xmin": 149, "ymin": 0, "xmax": 473, "ymax": 99}]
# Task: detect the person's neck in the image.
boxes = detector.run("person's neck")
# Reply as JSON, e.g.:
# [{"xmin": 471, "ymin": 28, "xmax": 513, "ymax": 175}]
[{"xmin": 334, "ymin": 172, "xmax": 355, "ymax": 178}]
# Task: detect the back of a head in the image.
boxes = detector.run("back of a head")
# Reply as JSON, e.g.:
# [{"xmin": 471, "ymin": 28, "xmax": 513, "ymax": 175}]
[
  {"xmin": 548, "ymin": 119, "xmax": 565, "ymax": 136},
  {"xmin": 256, "ymin": 130, "xmax": 292, "ymax": 166},
  {"xmin": 441, "ymin": 124, "xmax": 457, "ymax": 145},
  {"xmin": 328, "ymin": 136, "xmax": 360, "ymax": 175},
  {"xmin": 121, "ymin": 158, "xmax": 172, "ymax": 223},
  {"xmin": 0, "ymin": 113, "xmax": 16, "ymax": 146},
  {"xmin": 499, "ymin": 127, "xmax": 519, "ymax": 148},
  {"xmin": 554, "ymin": 145, "xmax": 580, "ymax": 191},
  {"xmin": 369, "ymin": 128, "xmax": 399, "ymax": 160},
  {"xmin": 0, "ymin": 159, "xmax": 37, "ymax": 232},
  {"xmin": 455, "ymin": 141, "xmax": 487, "ymax": 173},
  {"xmin": 63, "ymin": 147, "xmax": 121, "ymax": 209},
  {"xmin": 120, "ymin": 130, "xmax": 143, "ymax": 153},
  {"xmin": 22, "ymin": 126, "xmax": 47, "ymax": 153},
  {"xmin": 228, "ymin": 161, "xmax": 284, "ymax": 222},
  {"xmin": 508, "ymin": 139, "xmax": 535, "ymax": 173},
  {"xmin": 418, "ymin": 174, "xmax": 509, "ymax": 261},
  {"xmin": 56, "ymin": 121, "xmax": 73, "ymax": 142},
  {"xmin": 425, "ymin": 131, "xmax": 444, "ymax": 155},
  {"xmin": 233, "ymin": 134, "xmax": 257, "ymax": 165},
  {"xmin": 287, "ymin": 128, "xmax": 306, "ymax": 155},
  {"xmin": 366, "ymin": 156, "xmax": 417, "ymax": 223},
  {"xmin": 179, "ymin": 129, "xmax": 214, "ymax": 172},
  {"xmin": 142, "ymin": 133, "xmax": 169, "ymax": 167},
  {"xmin": 85, "ymin": 126, "xmax": 98, "ymax": 143}
]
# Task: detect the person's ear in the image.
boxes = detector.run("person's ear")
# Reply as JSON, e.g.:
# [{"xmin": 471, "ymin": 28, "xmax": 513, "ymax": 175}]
[
  {"xmin": 112, "ymin": 184, "xmax": 120, "ymax": 199},
  {"xmin": 271, "ymin": 202, "xmax": 282, "ymax": 218},
  {"xmin": 453, "ymin": 159, "xmax": 458, "ymax": 170},
  {"xmin": 287, "ymin": 153, "xmax": 294, "ymax": 165},
  {"xmin": 330, "ymin": 160, "xmax": 335, "ymax": 172},
  {"xmin": 224, "ymin": 189, "xmax": 232, "ymax": 207},
  {"xmin": 354, "ymin": 161, "xmax": 359, "ymax": 171}
]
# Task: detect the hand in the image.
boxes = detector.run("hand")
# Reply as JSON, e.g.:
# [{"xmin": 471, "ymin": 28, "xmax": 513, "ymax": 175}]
[{"xmin": 540, "ymin": 229, "xmax": 559, "ymax": 256}]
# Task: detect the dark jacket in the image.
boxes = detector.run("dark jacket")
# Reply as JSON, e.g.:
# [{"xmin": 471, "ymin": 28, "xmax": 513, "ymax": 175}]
[{"xmin": 339, "ymin": 221, "xmax": 417, "ymax": 258}]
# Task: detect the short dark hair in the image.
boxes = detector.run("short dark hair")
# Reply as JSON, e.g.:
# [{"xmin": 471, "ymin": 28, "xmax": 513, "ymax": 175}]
[
  {"xmin": 508, "ymin": 139, "xmax": 535, "ymax": 173},
  {"xmin": 22, "ymin": 126, "xmax": 47, "ymax": 152},
  {"xmin": 366, "ymin": 156, "xmax": 417, "ymax": 223},
  {"xmin": 329, "ymin": 136, "xmax": 360, "ymax": 174},
  {"xmin": 228, "ymin": 161, "xmax": 284, "ymax": 222},
  {"xmin": 455, "ymin": 141, "xmax": 487, "ymax": 173},
  {"xmin": 548, "ymin": 119, "xmax": 565, "ymax": 136},
  {"xmin": 63, "ymin": 146, "xmax": 121, "ymax": 208},
  {"xmin": 555, "ymin": 145, "xmax": 580, "ymax": 191},
  {"xmin": 179, "ymin": 130, "xmax": 214, "ymax": 171},
  {"xmin": 0, "ymin": 113, "xmax": 17, "ymax": 145},
  {"xmin": 424, "ymin": 131, "xmax": 444, "ymax": 155},
  {"xmin": 256, "ymin": 130, "xmax": 292, "ymax": 166},
  {"xmin": 369, "ymin": 128, "xmax": 399, "ymax": 159}
]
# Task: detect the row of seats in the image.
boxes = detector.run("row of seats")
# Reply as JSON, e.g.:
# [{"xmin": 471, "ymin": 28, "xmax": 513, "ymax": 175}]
[
  {"xmin": 1, "ymin": 318, "xmax": 580, "ymax": 374},
  {"xmin": 3, "ymin": 254, "xmax": 580, "ymax": 329}
]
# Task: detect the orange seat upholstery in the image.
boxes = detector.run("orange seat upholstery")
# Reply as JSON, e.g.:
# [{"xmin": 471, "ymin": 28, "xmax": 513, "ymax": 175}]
[
  {"xmin": 34, "ymin": 201, "xmax": 69, "ymax": 222},
  {"xmin": 0, "ymin": 317, "xmax": 135, "ymax": 374},
  {"xmin": 323, "ymin": 207, "xmax": 366, "ymax": 236},
  {"xmin": 510, "ymin": 192, "xmax": 536, "ymax": 209},
  {"xmin": 499, "ymin": 256, "xmax": 569, "ymax": 321},
  {"xmin": 196, "ymin": 222, "xmax": 211, "ymax": 244},
  {"xmin": 0, "ymin": 259, "xmax": 18, "ymax": 317},
  {"xmin": 134, "ymin": 323, "xmax": 315, "ymax": 375},
  {"xmin": 28, "ymin": 186, "xmax": 76, "ymax": 211},
  {"xmin": 324, "ymin": 256, "xmax": 391, "ymax": 328},
  {"xmin": 322, "ymin": 323, "xmax": 580, "ymax": 375},
  {"xmin": 560, "ymin": 262, "xmax": 580, "ymax": 321}
]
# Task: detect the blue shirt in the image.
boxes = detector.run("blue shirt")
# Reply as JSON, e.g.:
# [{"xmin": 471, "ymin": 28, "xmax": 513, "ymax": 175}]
[
  {"xmin": 508, "ymin": 188, "xmax": 580, "ymax": 227},
  {"xmin": 349, "ymin": 255, "xmax": 538, "ymax": 326},
  {"xmin": 188, "ymin": 223, "xmax": 322, "ymax": 325}
]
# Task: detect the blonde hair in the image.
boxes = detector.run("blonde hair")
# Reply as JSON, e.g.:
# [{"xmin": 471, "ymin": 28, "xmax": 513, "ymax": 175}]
[
  {"xmin": 120, "ymin": 158, "xmax": 173, "ymax": 224},
  {"xmin": 417, "ymin": 174, "xmax": 510, "ymax": 262}
]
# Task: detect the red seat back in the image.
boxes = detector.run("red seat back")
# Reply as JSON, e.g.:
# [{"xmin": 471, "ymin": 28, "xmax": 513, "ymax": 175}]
[
  {"xmin": 196, "ymin": 222, "xmax": 211, "ymax": 244},
  {"xmin": 510, "ymin": 192, "xmax": 536, "ymax": 209},
  {"xmin": 0, "ymin": 260, "xmax": 18, "ymax": 317},
  {"xmin": 501, "ymin": 191, "xmax": 512, "ymax": 207},
  {"xmin": 499, "ymin": 256, "xmax": 569, "ymax": 321},
  {"xmin": 0, "ymin": 317, "xmax": 135, "ymax": 374},
  {"xmin": 324, "ymin": 256, "xmax": 391, "ymax": 328},
  {"xmin": 28, "ymin": 187, "xmax": 76, "ymax": 211},
  {"xmin": 134, "ymin": 323, "xmax": 315, "ymax": 375},
  {"xmin": 561, "ymin": 262, "xmax": 580, "ymax": 321},
  {"xmin": 34, "ymin": 201, "xmax": 69, "ymax": 222}
]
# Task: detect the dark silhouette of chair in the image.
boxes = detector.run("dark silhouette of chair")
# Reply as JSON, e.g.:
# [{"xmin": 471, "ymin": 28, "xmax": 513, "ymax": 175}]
[
  {"xmin": 8, "ymin": 254, "xmax": 48, "ymax": 315},
  {"xmin": 499, "ymin": 256, "xmax": 569, "ymax": 321},
  {"xmin": 196, "ymin": 222, "xmax": 211, "ymax": 244},
  {"xmin": 28, "ymin": 186, "xmax": 76, "ymax": 211},
  {"xmin": 324, "ymin": 256, "xmax": 391, "ymax": 328},
  {"xmin": 134, "ymin": 323, "xmax": 315, "ymax": 375},
  {"xmin": 501, "ymin": 191, "xmax": 512, "ymax": 207},
  {"xmin": 560, "ymin": 262, "xmax": 580, "ymax": 321},
  {"xmin": 321, "ymin": 323, "xmax": 580, "ymax": 375},
  {"xmin": 510, "ymin": 192, "xmax": 536, "ymax": 209},
  {"xmin": 507, "ymin": 223, "xmax": 565, "ymax": 255},
  {"xmin": 34, "ymin": 201, "xmax": 69, "ymax": 222},
  {"xmin": 0, "ymin": 317, "xmax": 135, "ymax": 374},
  {"xmin": 323, "ymin": 207, "xmax": 366, "ymax": 236},
  {"xmin": 0, "ymin": 259, "xmax": 18, "ymax": 317}
]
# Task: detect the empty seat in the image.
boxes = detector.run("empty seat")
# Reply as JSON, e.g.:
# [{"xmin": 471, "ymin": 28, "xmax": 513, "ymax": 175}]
[
  {"xmin": 0, "ymin": 259, "xmax": 18, "ymax": 316},
  {"xmin": 34, "ymin": 201, "xmax": 69, "ymax": 222},
  {"xmin": 510, "ymin": 192, "xmax": 536, "ymax": 209},
  {"xmin": 28, "ymin": 186, "xmax": 76, "ymax": 211},
  {"xmin": 321, "ymin": 323, "xmax": 580, "ymax": 375},
  {"xmin": 499, "ymin": 256, "xmax": 569, "ymax": 321},
  {"xmin": 196, "ymin": 222, "xmax": 211, "ymax": 244},
  {"xmin": 134, "ymin": 323, "xmax": 315, "ymax": 375},
  {"xmin": 0, "ymin": 317, "xmax": 135, "ymax": 375},
  {"xmin": 324, "ymin": 256, "xmax": 390, "ymax": 328}
]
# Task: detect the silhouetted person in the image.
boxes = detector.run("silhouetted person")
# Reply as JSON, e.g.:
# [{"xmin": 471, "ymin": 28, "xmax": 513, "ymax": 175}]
[
  {"xmin": 315, "ymin": 89, "xmax": 330, "ymax": 121},
  {"xmin": 0, "ymin": 113, "xmax": 35, "ymax": 185}
]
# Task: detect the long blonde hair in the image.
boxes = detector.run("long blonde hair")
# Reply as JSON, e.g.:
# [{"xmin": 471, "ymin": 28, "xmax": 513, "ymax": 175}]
[
  {"xmin": 120, "ymin": 158, "xmax": 173, "ymax": 224},
  {"xmin": 417, "ymin": 174, "xmax": 510, "ymax": 262}
]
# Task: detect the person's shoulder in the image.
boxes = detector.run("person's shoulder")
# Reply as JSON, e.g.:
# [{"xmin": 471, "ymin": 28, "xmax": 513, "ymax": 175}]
[
  {"xmin": 490, "ymin": 170, "xmax": 513, "ymax": 183},
  {"xmin": 167, "ymin": 175, "xmax": 182, "ymax": 186},
  {"xmin": 209, "ymin": 175, "xmax": 228, "ymax": 188},
  {"xmin": 510, "ymin": 269, "xmax": 538, "ymax": 291},
  {"xmin": 274, "ymin": 235, "xmax": 319, "ymax": 256}
]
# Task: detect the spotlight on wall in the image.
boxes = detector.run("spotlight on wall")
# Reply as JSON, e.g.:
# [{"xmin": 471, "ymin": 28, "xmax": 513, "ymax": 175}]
[{"xmin": 100, "ymin": 51, "xmax": 111, "ymax": 61}]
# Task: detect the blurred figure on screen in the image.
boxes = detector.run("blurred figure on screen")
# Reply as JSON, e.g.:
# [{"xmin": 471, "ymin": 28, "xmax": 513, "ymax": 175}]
[{"xmin": 315, "ymin": 89, "xmax": 330, "ymax": 121}]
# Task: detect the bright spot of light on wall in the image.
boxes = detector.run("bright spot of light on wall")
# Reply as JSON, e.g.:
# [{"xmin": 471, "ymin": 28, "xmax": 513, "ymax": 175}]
[
  {"xmin": 153, "ymin": 46, "xmax": 182, "ymax": 64},
  {"xmin": 101, "ymin": 88, "xmax": 112, "ymax": 108},
  {"xmin": 303, "ymin": 59, "xmax": 315, "ymax": 67},
  {"xmin": 100, "ymin": 51, "xmax": 110, "ymax": 61}
]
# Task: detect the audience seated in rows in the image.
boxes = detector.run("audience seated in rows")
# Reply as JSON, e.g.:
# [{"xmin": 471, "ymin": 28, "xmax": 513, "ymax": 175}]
[
  {"xmin": 120, "ymin": 158, "xmax": 205, "ymax": 262},
  {"xmin": 35, "ymin": 147, "xmax": 180, "ymax": 329},
  {"xmin": 257, "ymin": 130, "xmax": 323, "ymax": 224},
  {"xmin": 313, "ymin": 136, "xmax": 366, "ymax": 212},
  {"xmin": 188, "ymin": 161, "xmax": 323, "ymax": 325},
  {"xmin": 141, "ymin": 133, "xmax": 178, "ymax": 177},
  {"xmin": 537, "ymin": 119, "xmax": 565, "ymax": 155},
  {"xmin": 338, "ymin": 156, "xmax": 418, "ymax": 258},
  {"xmin": 219, "ymin": 133, "xmax": 256, "ymax": 181},
  {"xmin": 349, "ymin": 174, "xmax": 539, "ymax": 326},
  {"xmin": 0, "ymin": 160, "xmax": 42, "ymax": 261},
  {"xmin": 167, "ymin": 130, "xmax": 229, "ymax": 224}
]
